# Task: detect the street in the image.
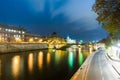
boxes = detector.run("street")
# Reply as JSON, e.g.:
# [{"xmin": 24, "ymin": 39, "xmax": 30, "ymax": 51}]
[{"xmin": 71, "ymin": 49, "xmax": 120, "ymax": 80}]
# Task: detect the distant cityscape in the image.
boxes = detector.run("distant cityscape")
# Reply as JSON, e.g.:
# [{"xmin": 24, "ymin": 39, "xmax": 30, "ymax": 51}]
[
  {"xmin": 0, "ymin": 24, "xmax": 78, "ymax": 45},
  {"xmin": 0, "ymin": 24, "xmax": 64, "ymax": 43}
]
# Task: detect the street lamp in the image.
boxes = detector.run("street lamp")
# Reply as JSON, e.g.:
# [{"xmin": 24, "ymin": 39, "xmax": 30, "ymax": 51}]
[
  {"xmin": 38, "ymin": 39, "xmax": 43, "ymax": 43},
  {"xmin": 117, "ymin": 43, "xmax": 120, "ymax": 47},
  {"xmin": 15, "ymin": 37, "xmax": 22, "ymax": 42},
  {"xmin": 29, "ymin": 38, "xmax": 34, "ymax": 42}
]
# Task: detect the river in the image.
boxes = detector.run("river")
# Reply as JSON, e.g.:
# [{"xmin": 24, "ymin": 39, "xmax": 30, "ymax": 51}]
[{"xmin": 0, "ymin": 46, "xmax": 91, "ymax": 80}]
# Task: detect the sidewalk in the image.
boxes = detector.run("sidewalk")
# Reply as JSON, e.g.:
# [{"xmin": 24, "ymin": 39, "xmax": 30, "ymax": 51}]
[
  {"xmin": 106, "ymin": 50, "xmax": 120, "ymax": 78},
  {"xmin": 107, "ymin": 47, "xmax": 120, "ymax": 62},
  {"xmin": 107, "ymin": 50, "xmax": 120, "ymax": 62}
]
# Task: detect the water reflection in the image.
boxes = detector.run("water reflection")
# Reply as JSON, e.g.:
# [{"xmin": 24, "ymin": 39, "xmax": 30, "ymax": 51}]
[
  {"xmin": 28, "ymin": 53, "xmax": 33, "ymax": 73},
  {"xmin": 38, "ymin": 51, "xmax": 43, "ymax": 69},
  {"xmin": 0, "ymin": 46, "xmax": 91, "ymax": 80},
  {"xmin": 68, "ymin": 48, "xmax": 74, "ymax": 69},
  {"xmin": 12, "ymin": 56, "xmax": 20, "ymax": 78},
  {"xmin": 84, "ymin": 51, "xmax": 90, "ymax": 58},
  {"xmin": 47, "ymin": 53, "xmax": 51, "ymax": 65},
  {"xmin": 78, "ymin": 48, "xmax": 84, "ymax": 66},
  {"xmin": 0, "ymin": 60, "xmax": 1, "ymax": 76},
  {"xmin": 55, "ymin": 50, "xmax": 60, "ymax": 65}
]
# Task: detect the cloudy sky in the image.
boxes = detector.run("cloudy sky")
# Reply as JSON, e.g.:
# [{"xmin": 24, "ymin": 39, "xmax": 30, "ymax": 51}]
[{"xmin": 0, "ymin": 0, "xmax": 108, "ymax": 41}]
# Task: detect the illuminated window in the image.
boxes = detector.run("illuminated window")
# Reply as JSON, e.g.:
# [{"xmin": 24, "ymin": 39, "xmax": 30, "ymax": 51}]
[
  {"xmin": 8, "ymin": 29, "xmax": 11, "ymax": 32},
  {"xmin": 5, "ymin": 29, "xmax": 8, "ymax": 31},
  {"xmin": 22, "ymin": 31, "xmax": 25, "ymax": 34},
  {"xmin": 14, "ymin": 35, "xmax": 18, "ymax": 38},
  {"xmin": 14, "ymin": 35, "xmax": 16, "ymax": 37},
  {"xmin": 19, "ymin": 31, "xmax": 21, "ymax": 33},
  {"xmin": 35, "ymin": 37, "xmax": 38, "ymax": 39},
  {"xmin": 14, "ymin": 30, "xmax": 16, "ymax": 32}
]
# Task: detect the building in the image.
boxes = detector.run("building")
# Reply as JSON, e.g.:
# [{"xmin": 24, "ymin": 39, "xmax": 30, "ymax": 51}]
[
  {"xmin": 25, "ymin": 32, "xmax": 42, "ymax": 42},
  {"xmin": 0, "ymin": 24, "xmax": 66, "ymax": 44},
  {"xmin": 66, "ymin": 36, "xmax": 76, "ymax": 44},
  {"xmin": 42, "ymin": 32, "xmax": 66, "ymax": 48},
  {"xmin": 0, "ymin": 24, "xmax": 43, "ymax": 43},
  {"xmin": 0, "ymin": 24, "xmax": 26, "ymax": 42}
]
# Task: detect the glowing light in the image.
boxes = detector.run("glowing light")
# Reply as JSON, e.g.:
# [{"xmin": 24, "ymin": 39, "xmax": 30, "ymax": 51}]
[
  {"xmin": 35, "ymin": 37, "xmax": 38, "ymax": 39},
  {"xmin": 67, "ymin": 36, "xmax": 76, "ymax": 44},
  {"xmin": 38, "ymin": 39, "xmax": 43, "ymax": 43},
  {"xmin": 78, "ymin": 48, "xmax": 84, "ymax": 66},
  {"xmin": 79, "ymin": 52, "xmax": 84, "ymax": 66},
  {"xmin": 47, "ymin": 53, "xmax": 51, "ymax": 65},
  {"xmin": 15, "ymin": 38, "xmax": 22, "ymax": 42},
  {"xmin": 117, "ymin": 43, "xmax": 120, "ymax": 47},
  {"xmin": 0, "ymin": 60, "xmax": 1, "ymax": 76},
  {"xmin": 22, "ymin": 31, "xmax": 25, "ymax": 34},
  {"xmin": 89, "ymin": 47, "xmax": 92, "ymax": 54},
  {"xmin": 0, "ymin": 35, "xmax": 2, "ymax": 42},
  {"xmin": 29, "ymin": 38, "xmax": 34, "ymax": 42},
  {"xmin": 12, "ymin": 56, "xmax": 21, "ymax": 78},
  {"xmin": 68, "ymin": 51, "xmax": 74, "ymax": 69},
  {"xmin": 38, "ymin": 52, "xmax": 43, "ymax": 69},
  {"xmin": 79, "ymin": 40, "xmax": 83, "ymax": 44},
  {"xmin": 28, "ymin": 53, "xmax": 33, "ymax": 73}
]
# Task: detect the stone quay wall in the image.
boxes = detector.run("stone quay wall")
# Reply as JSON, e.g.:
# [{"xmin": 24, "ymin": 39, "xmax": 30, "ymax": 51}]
[{"xmin": 0, "ymin": 43, "xmax": 48, "ymax": 53}]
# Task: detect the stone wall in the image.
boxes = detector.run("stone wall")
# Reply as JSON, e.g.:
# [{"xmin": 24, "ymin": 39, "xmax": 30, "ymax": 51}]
[{"xmin": 0, "ymin": 43, "xmax": 48, "ymax": 53}]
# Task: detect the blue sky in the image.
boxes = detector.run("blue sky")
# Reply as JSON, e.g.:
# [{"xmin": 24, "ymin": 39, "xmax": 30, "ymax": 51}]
[{"xmin": 0, "ymin": 0, "xmax": 108, "ymax": 41}]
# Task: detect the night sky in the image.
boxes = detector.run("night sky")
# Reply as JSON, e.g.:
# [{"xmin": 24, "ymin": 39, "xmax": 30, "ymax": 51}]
[{"xmin": 0, "ymin": 0, "xmax": 108, "ymax": 41}]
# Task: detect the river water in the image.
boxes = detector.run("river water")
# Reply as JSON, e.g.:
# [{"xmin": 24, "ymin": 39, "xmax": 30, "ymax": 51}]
[{"xmin": 0, "ymin": 46, "xmax": 91, "ymax": 80}]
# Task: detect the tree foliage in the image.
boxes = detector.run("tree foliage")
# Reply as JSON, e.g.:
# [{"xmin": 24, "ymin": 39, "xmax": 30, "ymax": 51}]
[{"xmin": 93, "ymin": 0, "xmax": 120, "ymax": 36}]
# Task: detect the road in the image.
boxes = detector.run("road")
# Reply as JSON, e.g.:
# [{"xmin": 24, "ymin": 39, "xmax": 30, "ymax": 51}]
[{"xmin": 71, "ymin": 49, "xmax": 120, "ymax": 80}]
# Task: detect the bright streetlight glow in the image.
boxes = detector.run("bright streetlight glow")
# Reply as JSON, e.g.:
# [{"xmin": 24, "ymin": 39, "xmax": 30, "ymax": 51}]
[
  {"xmin": 117, "ymin": 43, "xmax": 120, "ymax": 47},
  {"xmin": 29, "ymin": 38, "xmax": 34, "ymax": 42}
]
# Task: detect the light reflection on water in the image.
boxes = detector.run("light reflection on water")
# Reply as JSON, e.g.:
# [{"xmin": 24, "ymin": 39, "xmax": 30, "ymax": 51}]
[
  {"xmin": 0, "ymin": 60, "xmax": 1, "ymax": 76},
  {"xmin": 12, "ymin": 56, "xmax": 20, "ymax": 78},
  {"xmin": 79, "ymin": 52, "xmax": 84, "ymax": 66},
  {"xmin": 28, "ymin": 53, "xmax": 33, "ymax": 73},
  {"xmin": 38, "ymin": 51, "xmax": 43, "ymax": 70},
  {"xmin": 68, "ymin": 48, "xmax": 74, "ymax": 69},
  {"xmin": 68, "ymin": 51, "xmax": 74, "ymax": 69},
  {"xmin": 54, "ymin": 50, "xmax": 67, "ymax": 66},
  {"xmin": 0, "ymin": 46, "xmax": 91, "ymax": 80},
  {"xmin": 47, "ymin": 52, "xmax": 51, "ymax": 65}
]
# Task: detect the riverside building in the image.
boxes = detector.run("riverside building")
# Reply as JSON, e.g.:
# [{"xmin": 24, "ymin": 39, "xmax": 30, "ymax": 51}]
[{"xmin": 0, "ymin": 24, "xmax": 26, "ymax": 42}]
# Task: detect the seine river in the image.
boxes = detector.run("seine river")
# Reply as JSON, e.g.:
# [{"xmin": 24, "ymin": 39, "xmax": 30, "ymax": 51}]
[{"xmin": 0, "ymin": 46, "xmax": 91, "ymax": 80}]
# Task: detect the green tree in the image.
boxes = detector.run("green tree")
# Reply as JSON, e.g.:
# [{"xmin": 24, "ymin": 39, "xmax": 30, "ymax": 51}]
[{"xmin": 93, "ymin": 0, "xmax": 120, "ymax": 37}]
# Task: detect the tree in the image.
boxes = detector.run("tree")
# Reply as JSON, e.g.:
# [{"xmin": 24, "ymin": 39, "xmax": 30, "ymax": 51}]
[
  {"xmin": 93, "ymin": 0, "xmax": 120, "ymax": 37},
  {"xmin": 99, "ymin": 36, "xmax": 113, "ymax": 47}
]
